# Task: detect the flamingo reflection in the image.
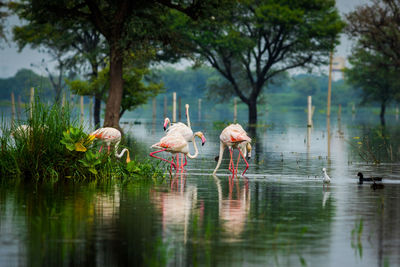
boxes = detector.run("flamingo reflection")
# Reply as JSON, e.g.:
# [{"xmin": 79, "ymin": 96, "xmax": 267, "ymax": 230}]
[
  {"xmin": 213, "ymin": 174, "xmax": 250, "ymax": 240},
  {"xmin": 151, "ymin": 171, "xmax": 202, "ymax": 244}
]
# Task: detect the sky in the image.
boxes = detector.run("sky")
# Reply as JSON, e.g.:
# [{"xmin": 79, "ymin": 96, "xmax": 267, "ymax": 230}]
[{"xmin": 0, "ymin": 0, "xmax": 368, "ymax": 78}]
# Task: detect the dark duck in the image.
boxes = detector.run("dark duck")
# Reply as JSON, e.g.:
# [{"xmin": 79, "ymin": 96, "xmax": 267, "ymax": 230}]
[{"xmin": 357, "ymin": 172, "xmax": 383, "ymax": 184}]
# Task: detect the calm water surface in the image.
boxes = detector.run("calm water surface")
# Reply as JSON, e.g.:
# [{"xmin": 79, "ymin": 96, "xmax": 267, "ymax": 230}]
[{"xmin": 1, "ymin": 110, "xmax": 400, "ymax": 266}]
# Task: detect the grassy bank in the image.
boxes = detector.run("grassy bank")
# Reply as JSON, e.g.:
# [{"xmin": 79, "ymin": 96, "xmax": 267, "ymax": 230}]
[{"xmin": 0, "ymin": 100, "xmax": 164, "ymax": 181}]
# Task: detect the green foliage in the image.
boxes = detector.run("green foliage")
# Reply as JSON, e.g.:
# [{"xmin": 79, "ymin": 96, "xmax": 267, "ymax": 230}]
[
  {"xmin": 0, "ymin": 99, "xmax": 164, "ymax": 181},
  {"xmin": 169, "ymin": 0, "xmax": 345, "ymax": 124},
  {"xmin": 78, "ymin": 151, "xmax": 101, "ymax": 175},
  {"xmin": 345, "ymin": 47, "xmax": 400, "ymax": 105},
  {"xmin": 0, "ymin": 1, "xmax": 8, "ymax": 42},
  {"xmin": 349, "ymin": 126, "xmax": 400, "ymax": 164},
  {"xmin": 68, "ymin": 53, "xmax": 164, "ymax": 118}
]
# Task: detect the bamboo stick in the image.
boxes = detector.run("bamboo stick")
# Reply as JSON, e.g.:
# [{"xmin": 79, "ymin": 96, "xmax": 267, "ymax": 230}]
[
  {"xmin": 307, "ymin": 96, "xmax": 312, "ymax": 127},
  {"xmin": 30, "ymin": 87, "xmax": 34, "ymax": 119},
  {"xmin": 172, "ymin": 92, "xmax": 176, "ymax": 123},
  {"xmin": 11, "ymin": 92, "xmax": 16, "ymax": 124},
  {"xmin": 327, "ymin": 51, "xmax": 333, "ymax": 117}
]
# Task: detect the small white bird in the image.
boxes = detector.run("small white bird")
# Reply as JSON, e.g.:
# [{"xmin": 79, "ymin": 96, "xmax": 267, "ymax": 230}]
[{"xmin": 322, "ymin": 168, "xmax": 331, "ymax": 186}]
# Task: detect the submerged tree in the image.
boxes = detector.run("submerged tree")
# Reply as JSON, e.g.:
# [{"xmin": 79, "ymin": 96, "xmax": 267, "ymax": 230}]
[
  {"xmin": 172, "ymin": 0, "xmax": 344, "ymax": 126},
  {"xmin": 345, "ymin": 47, "xmax": 400, "ymax": 126},
  {"xmin": 345, "ymin": 0, "xmax": 400, "ymax": 126}
]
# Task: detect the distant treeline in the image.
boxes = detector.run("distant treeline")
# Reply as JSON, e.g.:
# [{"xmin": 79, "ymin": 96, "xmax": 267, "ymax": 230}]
[
  {"xmin": 1, "ymin": 67, "xmax": 360, "ymax": 110},
  {"xmin": 0, "ymin": 69, "xmax": 53, "ymax": 102},
  {"xmin": 154, "ymin": 67, "xmax": 361, "ymax": 110}
]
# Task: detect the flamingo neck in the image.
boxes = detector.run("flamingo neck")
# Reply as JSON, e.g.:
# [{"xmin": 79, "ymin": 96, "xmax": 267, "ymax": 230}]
[
  {"xmin": 186, "ymin": 106, "xmax": 191, "ymax": 129},
  {"xmin": 213, "ymin": 142, "xmax": 225, "ymax": 174},
  {"xmin": 114, "ymin": 140, "xmax": 127, "ymax": 158},
  {"xmin": 187, "ymin": 134, "xmax": 200, "ymax": 159}
]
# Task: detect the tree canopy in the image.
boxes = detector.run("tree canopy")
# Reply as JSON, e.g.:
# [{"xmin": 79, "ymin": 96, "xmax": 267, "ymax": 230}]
[
  {"xmin": 171, "ymin": 0, "xmax": 344, "ymax": 126},
  {"xmin": 0, "ymin": 1, "xmax": 8, "ymax": 43},
  {"xmin": 10, "ymin": 0, "xmax": 229, "ymax": 129},
  {"xmin": 345, "ymin": 47, "xmax": 400, "ymax": 125},
  {"xmin": 346, "ymin": 0, "xmax": 400, "ymax": 69}
]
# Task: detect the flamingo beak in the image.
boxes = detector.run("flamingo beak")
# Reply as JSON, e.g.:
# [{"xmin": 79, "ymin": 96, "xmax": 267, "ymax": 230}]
[
  {"xmin": 163, "ymin": 121, "xmax": 167, "ymax": 131},
  {"xmin": 126, "ymin": 151, "xmax": 131, "ymax": 163},
  {"xmin": 201, "ymin": 135, "xmax": 206, "ymax": 146},
  {"xmin": 87, "ymin": 135, "xmax": 96, "ymax": 143}
]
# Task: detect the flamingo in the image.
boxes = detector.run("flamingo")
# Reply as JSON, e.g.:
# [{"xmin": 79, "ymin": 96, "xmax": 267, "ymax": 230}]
[
  {"xmin": 150, "ymin": 131, "xmax": 206, "ymax": 171},
  {"xmin": 213, "ymin": 124, "xmax": 251, "ymax": 176},
  {"xmin": 164, "ymin": 104, "xmax": 201, "ymax": 167},
  {"xmin": 89, "ymin": 127, "xmax": 131, "ymax": 163}
]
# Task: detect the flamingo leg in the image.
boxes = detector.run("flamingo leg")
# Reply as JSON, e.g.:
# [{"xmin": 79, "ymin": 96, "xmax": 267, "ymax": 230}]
[
  {"xmin": 180, "ymin": 154, "xmax": 184, "ymax": 171},
  {"xmin": 150, "ymin": 149, "xmax": 177, "ymax": 169},
  {"xmin": 228, "ymin": 148, "xmax": 235, "ymax": 174},
  {"xmin": 98, "ymin": 145, "xmax": 103, "ymax": 153},
  {"xmin": 107, "ymin": 145, "xmax": 110, "ymax": 154},
  {"xmin": 183, "ymin": 155, "xmax": 187, "ymax": 167},
  {"xmin": 176, "ymin": 154, "xmax": 180, "ymax": 170},
  {"xmin": 235, "ymin": 152, "xmax": 241, "ymax": 177},
  {"xmin": 238, "ymin": 148, "xmax": 249, "ymax": 176}
]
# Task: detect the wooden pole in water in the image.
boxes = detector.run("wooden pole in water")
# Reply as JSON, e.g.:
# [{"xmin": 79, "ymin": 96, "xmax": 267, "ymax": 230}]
[
  {"xmin": 172, "ymin": 92, "xmax": 177, "ymax": 123},
  {"xmin": 233, "ymin": 98, "xmax": 237, "ymax": 123},
  {"xmin": 163, "ymin": 95, "xmax": 167, "ymax": 118},
  {"xmin": 11, "ymin": 92, "xmax": 16, "ymax": 124},
  {"xmin": 396, "ymin": 105, "xmax": 399, "ymax": 121},
  {"xmin": 80, "ymin": 95, "xmax": 84, "ymax": 125},
  {"xmin": 307, "ymin": 96, "xmax": 312, "ymax": 127},
  {"xmin": 152, "ymin": 98, "xmax": 157, "ymax": 122},
  {"xmin": 198, "ymin": 98, "xmax": 202, "ymax": 121},
  {"xmin": 89, "ymin": 97, "xmax": 93, "ymax": 128},
  {"xmin": 30, "ymin": 87, "xmax": 34, "ymax": 119},
  {"xmin": 338, "ymin": 104, "xmax": 341, "ymax": 121},
  {"xmin": 178, "ymin": 96, "xmax": 182, "ymax": 121},
  {"xmin": 327, "ymin": 51, "xmax": 333, "ymax": 117},
  {"xmin": 17, "ymin": 95, "xmax": 22, "ymax": 121}
]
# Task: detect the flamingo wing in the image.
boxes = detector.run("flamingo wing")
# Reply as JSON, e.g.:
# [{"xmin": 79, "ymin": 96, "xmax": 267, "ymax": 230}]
[
  {"xmin": 220, "ymin": 124, "xmax": 251, "ymax": 144},
  {"xmin": 152, "ymin": 133, "xmax": 188, "ymax": 153},
  {"xmin": 166, "ymin": 123, "xmax": 193, "ymax": 142},
  {"xmin": 90, "ymin": 127, "xmax": 121, "ymax": 141}
]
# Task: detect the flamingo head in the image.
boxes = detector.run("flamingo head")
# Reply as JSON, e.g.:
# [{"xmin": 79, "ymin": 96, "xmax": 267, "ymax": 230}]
[
  {"xmin": 195, "ymin": 131, "xmax": 206, "ymax": 146},
  {"xmin": 246, "ymin": 143, "xmax": 252, "ymax": 160},
  {"xmin": 322, "ymin": 168, "xmax": 326, "ymax": 173},
  {"xmin": 87, "ymin": 134, "xmax": 96, "ymax": 143},
  {"xmin": 185, "ymin": 104, "xmax": 189, "ymax": 118},
  {"xmin": 163, "ymin": 118, "xmax": 170, "ymax": 131}
]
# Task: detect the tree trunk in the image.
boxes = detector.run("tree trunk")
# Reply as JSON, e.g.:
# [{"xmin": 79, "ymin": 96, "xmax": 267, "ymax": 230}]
[
  {"xmin": 90, "ymin": 63, "xmax": 101, "ymax": 127},
  {"xmin": 248, "ymin": 99, "xmax": 257, "ymax": 126},
  {"xmin": 103, "ymin": 43, "xmax": 123, "ymax": 129},
  {"xmin": 94, "ymin": 94, "xmax": 101, "ymax": 127},
  {"xmin": 380, "ymin": 101, "xmax": 386, "ymax": 126}
]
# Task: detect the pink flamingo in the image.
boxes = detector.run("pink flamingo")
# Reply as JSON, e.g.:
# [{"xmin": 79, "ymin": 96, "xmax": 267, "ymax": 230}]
[
  {"xmin": 213, "ymin": 124, "xmax": 251, "ymax": 176},
  {"xmin": 89, "ymin": 127, "xmax": 131, "ymax": 163},
  {"xmin": 150, "ymin": 131, "xmax": 206, "ymax": 171},
  {"xmin": 164, "ymin": 104, "xmax": 198, "ymax": 167}
]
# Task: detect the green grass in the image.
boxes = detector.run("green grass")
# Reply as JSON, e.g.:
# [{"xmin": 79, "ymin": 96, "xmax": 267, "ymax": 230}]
[{"xmin": 0, "ymin": 99, "xmax": 165, "ymax": 181}]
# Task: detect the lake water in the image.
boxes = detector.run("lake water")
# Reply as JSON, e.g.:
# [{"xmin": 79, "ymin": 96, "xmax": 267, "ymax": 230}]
[{"xmin": 1, "ymin": 109, "xmax": 400, "ymax": 266}]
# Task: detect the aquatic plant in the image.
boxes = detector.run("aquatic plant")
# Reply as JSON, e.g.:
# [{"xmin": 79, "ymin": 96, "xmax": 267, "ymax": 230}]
[{"xmin": 349, "ymin": 126, "xmax": 400, "ymax": 164}]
